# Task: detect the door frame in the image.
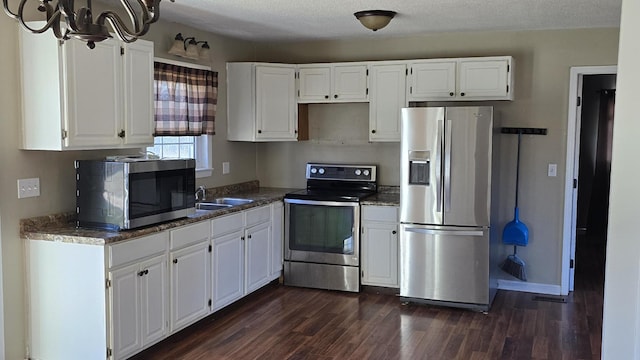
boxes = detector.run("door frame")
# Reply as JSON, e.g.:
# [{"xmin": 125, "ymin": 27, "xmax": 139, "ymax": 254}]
[{"xmin": 561, "ymin": 65, "xmax": 617, "ymax": 294}]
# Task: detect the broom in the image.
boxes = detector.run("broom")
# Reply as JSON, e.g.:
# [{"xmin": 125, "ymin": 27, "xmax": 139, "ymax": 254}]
[
  {"xmin": 500, "ymin": 245, "xmax": 527, "ymax": 281},
  {"xmin": 501, "ymin": 131, "xmax": 528, "ymax": 281}
]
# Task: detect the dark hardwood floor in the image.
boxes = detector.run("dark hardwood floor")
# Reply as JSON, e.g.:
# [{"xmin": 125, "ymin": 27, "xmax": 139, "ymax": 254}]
[{"xmin": 131, "ymin": 237, "xmax": 604, "ymax": 360}]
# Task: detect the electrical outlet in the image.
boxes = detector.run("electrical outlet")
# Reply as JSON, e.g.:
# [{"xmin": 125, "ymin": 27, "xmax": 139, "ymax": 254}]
[
  {"xmin": 548, "ymin": 163, "xmax": 557, "ymax": 177},
  {"xmin": 18, "ymin": 178, "xmax": 40, "ymax": 198},
  {"xmin": 222, "ymin": 162, "xmax": 230, "ymax": 174}
]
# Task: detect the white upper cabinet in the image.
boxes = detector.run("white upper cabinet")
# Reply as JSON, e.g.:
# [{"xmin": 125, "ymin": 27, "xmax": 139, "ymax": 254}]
[
  {"xmin": 227, "ymin": 63, "xmax": 298, "ymax": 142},
  {"xmin": 407, "ymin": 56, "xmax": 513, "ymax": 101},
  {"xmin": 122, "ymin": 40, "xmax": 155, "ymax": 146},
  {"xmin": 18, "ymin": 25, "xmax": 154, "ymax": 150},
  {"xmin": 369, "ymin": 62, "xmax": 407, "ymax": 142},
  {"xmin": 298, "ymin": 63, "xmax": 368, "ymax": 103}
]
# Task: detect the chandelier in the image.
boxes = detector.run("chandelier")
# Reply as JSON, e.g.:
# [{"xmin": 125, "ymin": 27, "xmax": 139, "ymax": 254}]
[{"xmin": 2, "ymin": 0, "xmax": 167, "ymax": 48}]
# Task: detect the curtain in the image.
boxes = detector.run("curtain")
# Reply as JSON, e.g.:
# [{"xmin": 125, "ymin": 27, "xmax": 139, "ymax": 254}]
[{"xmin": 154, "ymin": 62, "xmax": 217, "ymax": 136}]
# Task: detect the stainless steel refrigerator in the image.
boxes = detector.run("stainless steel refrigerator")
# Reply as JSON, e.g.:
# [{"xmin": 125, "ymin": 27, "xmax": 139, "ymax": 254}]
[{"xmin": 399, "ymin": 106, "xmax": 497, "ymax": 311}]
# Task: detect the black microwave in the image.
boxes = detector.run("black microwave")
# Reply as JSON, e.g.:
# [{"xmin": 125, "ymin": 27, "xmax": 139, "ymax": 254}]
[{"xmin": 75, "ymin": 158, "xmax": 196, "ymax": 230}]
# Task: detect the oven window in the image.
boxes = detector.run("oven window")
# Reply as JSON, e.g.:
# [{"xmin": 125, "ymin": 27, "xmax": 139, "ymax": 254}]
[
  {"xmin": 289, "ymin": 203, "xmax": 355, "ymax": 254},
  {"xmin": 128, "ymin": 168, "xmax": 195, "ymax": 219}
]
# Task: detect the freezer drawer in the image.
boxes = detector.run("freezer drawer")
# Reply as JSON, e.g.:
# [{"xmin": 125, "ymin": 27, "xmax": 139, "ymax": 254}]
[{"xmin": 400, "ymin": 224, "xmax": 490, "ymax": 306}]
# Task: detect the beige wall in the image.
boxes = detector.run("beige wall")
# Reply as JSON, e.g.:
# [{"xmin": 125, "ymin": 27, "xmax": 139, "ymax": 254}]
[
  {"xmin": 0, "ymin": 16, "xmax": 257, "ymax": 359},
  {"xmin": 253, "ymin": 28, "xmax": 620, "ymax": 287}
]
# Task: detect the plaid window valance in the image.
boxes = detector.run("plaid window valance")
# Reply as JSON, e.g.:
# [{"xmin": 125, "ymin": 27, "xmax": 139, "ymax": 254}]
[{"xmin": 154, "ymin": 62, "xmax": 217, "ymax": 136}]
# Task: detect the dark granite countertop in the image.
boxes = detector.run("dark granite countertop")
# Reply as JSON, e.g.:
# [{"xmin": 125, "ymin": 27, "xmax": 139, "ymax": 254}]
[
  {"xmin": 21, "ymin": 187, "xmax": 298, "ymax": 246},
  {"xmin": 21, "ymin": 183, "xmax": 400, "ymax": 246}
]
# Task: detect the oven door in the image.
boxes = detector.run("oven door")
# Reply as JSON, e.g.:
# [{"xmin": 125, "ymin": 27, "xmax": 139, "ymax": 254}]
[{"xmin": 284, "ymin": 198, "xmax": 360, "ymax": 267}]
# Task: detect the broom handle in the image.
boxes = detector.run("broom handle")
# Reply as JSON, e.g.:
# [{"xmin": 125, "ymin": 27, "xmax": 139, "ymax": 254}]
[
  {"xmin": 515, "ymin": 131, "xmax": 522, "ymax": 208},
  {"xmin": 513, "ymin": 245, "xmax": 517, "ymax": 255}
]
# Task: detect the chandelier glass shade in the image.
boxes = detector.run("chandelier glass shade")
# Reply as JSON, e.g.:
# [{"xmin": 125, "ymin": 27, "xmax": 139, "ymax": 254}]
[
  {"xmin": 2, "ymin": 0, "xmax": 165, "ymax": 48},
  {"xmin": 354, "ymin": 10, "xmax": 397, "ymax": 31}
]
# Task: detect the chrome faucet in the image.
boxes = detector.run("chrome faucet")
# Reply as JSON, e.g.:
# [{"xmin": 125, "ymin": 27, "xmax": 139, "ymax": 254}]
[{"xmin": 195, "ymin": 186, "xmax": 206, "ymax": 202}]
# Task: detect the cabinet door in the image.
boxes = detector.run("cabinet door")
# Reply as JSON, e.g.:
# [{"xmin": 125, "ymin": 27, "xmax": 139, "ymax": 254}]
[
  {"xmin": 63, "ymin": 38, "xmax": 122, "ymax": 148},
  {"xmin": 369, "ymin": 63, "xmax": 406, "ymax": 142},
  {"xmin": 170, "ymin": 241, "xmax": 210, "ymax": 332},
  {"xmin": 255, "ymin": 65, "xmax": 297, "ymax": 140},
  {"xmin": 110, "ymin": 263, "xmax": 141, "ymax": 360},
  {"xmin": 407, "ymin": 61, "xmax": 456, "ymax": 101},
  {"xmin": 458, "ymin": 59, "xmax": 510, "ymax": 99},
  {"xmin": 245, "ymin": 222, "xmax": 271, "ymax": 294},
  {"xmin": 212, "ymin": 230, "xmax": 245, "ymax": 311},
  {"xmin": 361, "ymin": 222, "xmax": 399, "ymax": 287},
  {"xmin": 123, "ymin": 39, "xmax": 154, "ymax": 146},
  {"xmin": 332, "ymin": 64, "xmax": 368, "ymax": 102},
  {"xmin": 270, "ymin": 202, "xmax": 284, "ymax": 280},
  {"xmin": 298, "ymin": 66, "xmax": 331, "ymax": 102},
  {"xmin": 139, "ymin": 254, "xmax": 168, "ymax": 347}
]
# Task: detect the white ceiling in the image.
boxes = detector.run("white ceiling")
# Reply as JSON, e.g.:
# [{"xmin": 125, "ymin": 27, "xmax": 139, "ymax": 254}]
[{"xmin": 159, "ymin": 0, "xmax": 622, "ymax": 42}]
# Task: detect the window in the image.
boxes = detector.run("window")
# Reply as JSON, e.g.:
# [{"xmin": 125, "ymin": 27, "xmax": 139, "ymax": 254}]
[{"xmin": 147, "ymin": 135, "xmax": 213, "ymax": 178}]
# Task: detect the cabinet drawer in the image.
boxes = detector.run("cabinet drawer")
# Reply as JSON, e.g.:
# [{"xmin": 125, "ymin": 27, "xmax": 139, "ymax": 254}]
[
  {"xmin": 211, "ymin": 212, "xmax": 244, "ymax": 237},
  {"xmin": 245, "ymin": 205, "xmax": 271, "ymax": 227},
  {"xmin": 170, "ymin": 221, "xmax": 210, "ymax": 250},
  {"xmin": 362, "ymin": 206, "xmax": 399, "ymax": 223},
  {"xmin": 109, "ymin": 232, "xmax": 168, "ymax": 268}
]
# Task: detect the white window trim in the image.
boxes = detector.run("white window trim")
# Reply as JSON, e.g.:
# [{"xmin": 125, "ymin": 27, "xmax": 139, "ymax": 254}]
[
  {"xmin": 153, "ymin": 58, "xmax": 214, "ymax": 179},
  {"xmin": 195, "ymin": 135, "xmax": 213, "ymax": 178}
]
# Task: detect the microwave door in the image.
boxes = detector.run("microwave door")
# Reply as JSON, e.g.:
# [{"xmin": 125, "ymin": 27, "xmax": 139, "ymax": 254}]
[
  {"xmin": 400, "ymin": 107, "xmax": 444, "ymax": 225},
  {"xmin": 442, "ymin": 107, "xmax": 493, "ymax": 227}
]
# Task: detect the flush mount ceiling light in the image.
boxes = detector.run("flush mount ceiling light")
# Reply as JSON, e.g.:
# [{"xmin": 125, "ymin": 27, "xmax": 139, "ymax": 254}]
[
  {"xmin": 168, "ymin": 33, "xmax": 211, "ymax": 61},
  {"xmin": 2, "ymin": 0, "xmax": 166, "ymax": 49},
  {"xmin": 354, "ymin": 10, "xmax": 397, "ymax": 31}
]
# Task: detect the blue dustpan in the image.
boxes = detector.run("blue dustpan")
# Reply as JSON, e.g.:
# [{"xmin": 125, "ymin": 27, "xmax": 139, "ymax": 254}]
[
  {"xmin": 503, "ymin": 207, "xmax": 529, "ymax": 246},
  {"xmin": 502, "ymin": 132, "xmax": 529, "ymax": 247}
]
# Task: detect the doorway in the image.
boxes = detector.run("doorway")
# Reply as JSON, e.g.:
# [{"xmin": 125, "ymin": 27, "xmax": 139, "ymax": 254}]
[{"xmin": 562, "ymin": 66, "xmax": 617, "ymax": 294}]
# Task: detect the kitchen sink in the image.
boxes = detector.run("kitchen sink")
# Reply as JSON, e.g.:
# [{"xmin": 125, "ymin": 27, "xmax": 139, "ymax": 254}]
[
  {"xmin": 213, "ymin": 197, "xmax": 254, "ymax": 206},
  {"xmin": 196, "ymin": 202, "xmax": 232, "ymax": 211}
]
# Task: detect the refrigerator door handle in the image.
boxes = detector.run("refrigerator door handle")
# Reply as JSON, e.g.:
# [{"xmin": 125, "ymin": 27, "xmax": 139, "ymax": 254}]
[
  {"xmin": 444, "ymin": 119, "xmax": 452, "ymax": 212},
  {"xmin": 436, "ymin": 120, "xmax": 443, "ymax": 213},
  {"xmin": 404, "ymin": 227, "xmax": 484, "ymax": 237}
]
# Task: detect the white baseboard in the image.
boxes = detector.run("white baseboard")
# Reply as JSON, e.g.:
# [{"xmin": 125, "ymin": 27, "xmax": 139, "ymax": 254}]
[{"xmin": 497, "ymin": 279, "xmax": 564, "ymax": 295}]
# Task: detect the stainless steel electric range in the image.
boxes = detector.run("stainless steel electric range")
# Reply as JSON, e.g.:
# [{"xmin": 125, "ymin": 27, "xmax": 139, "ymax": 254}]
[{"xmin": 283, "ymin": 163, "xmax": 378, "ymax": 292}]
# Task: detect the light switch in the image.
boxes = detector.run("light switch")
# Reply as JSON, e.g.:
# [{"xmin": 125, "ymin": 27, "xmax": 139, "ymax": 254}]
[
  {"xmin": 18, "ymin": 178, "xmax": 40, "ymax": 198},
  {"xmin": 548, "ymin": 163, "xmax": 557, "ymax": 177},
  {"xmin": 222, "ymin": 162, "xmax": 230, "ymax": 174}
]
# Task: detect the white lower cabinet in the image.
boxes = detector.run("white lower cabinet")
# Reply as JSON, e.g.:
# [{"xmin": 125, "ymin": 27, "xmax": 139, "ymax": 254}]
[
  {"xmin": 270, "ymin": 201, "xmax": 284, "ymax": 279},
  {"xmin": 26, "ymin": 201, "xmax": 284, "ymax": 360},
  {"xmin": 361, "ymin": 205, "xmax": 400, "ymax": 288},
  {"xmin": 245, "ymin": 221, "xmax": 271, "ymax": 293},
  {"xmin": 169, "ymin": 222, "xmax": 211, "ymax": 332},
  {"xmin": 211, "ymin": 204, "xmax": 275, "ymax": 311},
  {"xmin": 110, "ymin": 253, "xmax": 168, "ymax": 360}
]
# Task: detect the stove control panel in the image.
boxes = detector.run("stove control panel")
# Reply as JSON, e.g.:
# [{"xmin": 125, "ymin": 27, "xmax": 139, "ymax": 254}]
[{"xmin": 306, "ymin": 163, "xmax": 377, "ymax": 181}]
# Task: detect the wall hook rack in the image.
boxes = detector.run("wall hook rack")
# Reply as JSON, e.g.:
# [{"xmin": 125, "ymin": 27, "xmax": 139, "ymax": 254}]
[{"xmin": 501, "ymin": 127, "xmax": 547, "ymax": 135}]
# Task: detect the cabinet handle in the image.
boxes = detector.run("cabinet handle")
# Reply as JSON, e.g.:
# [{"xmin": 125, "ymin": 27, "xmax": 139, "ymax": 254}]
[
  {"xmin": 392, "ymin": 230, "xmax": 397, "ymax": 234},
  {"xmin": 138, "ymin": 270, "xmax": 145, "ymax": 276},
  {"xmin": 173, "ymin": 258, "xmax": 178, "ymax": 264},
  {"xmin": 248, "ymin": 234, "xmax": 252, "ymax": 239},
  {"xmin": 118, "ymin": 130, "xmax": 125, "ymax": 138},
  {"xmin": 324, "ymin": 95, "xmax": 329, "ymax": 99},
  {"xmin": 258, "ymin": 130, "xmax": 262, "ymax": 134},
  {"xmin": 449, "ymin": 92, "xmax": 454, "ymax": 96},
  {"xmin": 371, "ymin": 130, "xmax": 376, "ymax": 134},
  {"xmin": 241, "ymin": 236, "xmax": 245, "ymax": 241},
  {"xmin": 145, "ymin": 269, "xmax": 149, "ymax": 275},
  {"xmin": 334, "ymin": 94, "xmax": 338, "ymax": 99},
  {"xmin": 460, "ymin": 92, "xmax": 465, "ymax": 97}
]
